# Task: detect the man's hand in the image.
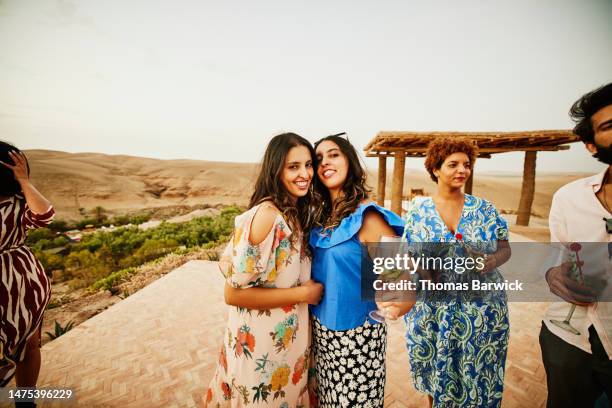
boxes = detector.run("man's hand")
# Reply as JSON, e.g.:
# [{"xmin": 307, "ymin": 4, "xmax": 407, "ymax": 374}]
[{"xmin": 546, "ymin": 261, "xmax": 596, "ymax": 305}]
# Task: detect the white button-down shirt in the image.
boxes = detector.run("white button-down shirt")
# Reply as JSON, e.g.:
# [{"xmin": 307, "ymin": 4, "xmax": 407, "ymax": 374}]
[{"xmin": 544, "ymin": 169, "xmax": 612, "ymax": 359}]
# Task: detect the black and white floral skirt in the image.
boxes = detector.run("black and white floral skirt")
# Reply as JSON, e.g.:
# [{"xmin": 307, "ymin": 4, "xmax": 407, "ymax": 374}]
[{"xmin": 311, "ymin": 315, "xmax": 387, "ymax": 408}]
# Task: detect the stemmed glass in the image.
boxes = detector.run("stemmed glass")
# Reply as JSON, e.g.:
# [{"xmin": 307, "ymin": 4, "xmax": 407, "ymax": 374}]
[
  {"xmin": 549, "ymin": 243, "xmax": 584, "ymax": 335},
  {"xmin": 369, "ymin": 235, "xmax": 404, "ymax": 323}
]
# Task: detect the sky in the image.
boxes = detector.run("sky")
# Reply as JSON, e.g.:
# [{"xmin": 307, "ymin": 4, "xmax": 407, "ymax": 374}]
[{"xmin": 0, "ymin": 0, "xmax": 611, "ymax": 173}]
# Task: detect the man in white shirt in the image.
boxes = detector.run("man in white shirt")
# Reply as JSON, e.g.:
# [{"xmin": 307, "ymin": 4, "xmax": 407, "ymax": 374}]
[{"xmin": 541, "ymin": 82, "xmax": 612, "ymax": 408}]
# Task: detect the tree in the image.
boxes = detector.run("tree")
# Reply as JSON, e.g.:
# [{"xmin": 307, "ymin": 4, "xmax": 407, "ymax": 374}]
[{"xmin": 92, "ymin": 206, "xmax": 107, "ymax": 225}]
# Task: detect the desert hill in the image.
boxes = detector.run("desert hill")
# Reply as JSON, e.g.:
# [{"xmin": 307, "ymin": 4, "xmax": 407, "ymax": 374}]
[
  {"xmin": 26, "ymin": 150, "xmax": 257, "ymax": 220},
  {"xmin": 25, "ymin": 149, "xmax": 588, "ymax": 221}
]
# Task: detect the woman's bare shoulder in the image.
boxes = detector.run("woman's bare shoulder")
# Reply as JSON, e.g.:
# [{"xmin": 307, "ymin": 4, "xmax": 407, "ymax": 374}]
[{"xmin": 249, "ymin": 201, "xmax": 282, "ymax": 245}]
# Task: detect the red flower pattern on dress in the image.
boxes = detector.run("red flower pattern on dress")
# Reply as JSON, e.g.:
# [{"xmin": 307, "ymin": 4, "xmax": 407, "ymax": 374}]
[
  {"xmin": 291, "ymin": 355, "xmax": 306, "ymax": 385},
  {"xmin": 221, "ymin": 382, "xmax": 232, "ymax": 400},
  {"xmin": 219, "ymin": 345, "xmax": 227, "ymax": 372},
  {"xmin": 281, "ymin": 304, "xmax": 295, "ymax": 313},
  {"xmin": 234, "ymin": 325, "xmax": 256, "ymax": 358}
]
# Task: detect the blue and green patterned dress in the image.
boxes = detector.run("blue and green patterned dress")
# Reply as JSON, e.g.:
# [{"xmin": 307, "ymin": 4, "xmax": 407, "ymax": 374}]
[{"xmin": 402, "ymin": 194, "xmax": 510, "ymax": 408}]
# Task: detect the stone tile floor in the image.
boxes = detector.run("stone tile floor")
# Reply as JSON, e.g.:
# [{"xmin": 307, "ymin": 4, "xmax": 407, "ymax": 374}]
[{"xmin": 20, "ymin": 256, "xmax": 548, "ymax": 407}]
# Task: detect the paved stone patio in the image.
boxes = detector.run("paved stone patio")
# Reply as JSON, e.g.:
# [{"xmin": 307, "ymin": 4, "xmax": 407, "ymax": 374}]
[{"xmin": 21, "ymin": 255, "xmax": 549, "ymax": 407}]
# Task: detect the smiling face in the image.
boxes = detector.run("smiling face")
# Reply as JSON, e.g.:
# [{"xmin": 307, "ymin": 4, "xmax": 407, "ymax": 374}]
[
  {"xmin": 280, "ymin": 145, "xmax": 314, "ymax": 200},
  {"xmin": 315, "ymin": 140, "xmax": 349, "ymax": 191},
  {"xmin": 433, "ymin": 152, "xmax": 471, "ymax": 189}
]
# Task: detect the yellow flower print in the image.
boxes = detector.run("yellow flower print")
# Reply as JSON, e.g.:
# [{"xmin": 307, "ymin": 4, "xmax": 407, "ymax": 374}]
[
  {"xmin": 245, "ymin": 256, "xmax": 255, "ymax": 274},
  {"xmin": 275, "ymin": 249, "xmax": 288, "ymax": 270},
  {"xmin": 270, "ymin": 365, "xmax": 290, "ymax": 391},
  {"xmin": 233, "ymin": 228, "xmax": 243, "ymax": 247},
  {"xmin": 266, "ymin": 267, "xmax": 277, "ymax": 283},
  {"xmin": 282, "ymin": 328, "xmax": 294, "ymax": 348}
]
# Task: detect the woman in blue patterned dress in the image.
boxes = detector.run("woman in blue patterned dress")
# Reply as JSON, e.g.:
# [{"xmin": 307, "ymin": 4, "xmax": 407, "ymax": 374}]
[{"xmin": 402, "ymin": 138, "xmax": 511, "ymax": 408}]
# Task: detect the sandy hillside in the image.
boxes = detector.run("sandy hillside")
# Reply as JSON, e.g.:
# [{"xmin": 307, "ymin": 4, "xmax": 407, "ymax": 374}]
[
  {"xmin": 25, "ymin": 150, "xmax": 588, "ymax": 221},
  {"xmin": 26, "ymin": 150, "xmax": 257, "ymax": 219}
]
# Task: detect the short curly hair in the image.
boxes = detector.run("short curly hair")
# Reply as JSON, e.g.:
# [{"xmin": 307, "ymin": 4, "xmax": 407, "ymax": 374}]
[
  {"xmin": 569, "ymin": 82, "xmax": 612, "ymax": 144},
  {"xmin": 424, "ymin": 138, "xmax": 478, "ymax": 183}
]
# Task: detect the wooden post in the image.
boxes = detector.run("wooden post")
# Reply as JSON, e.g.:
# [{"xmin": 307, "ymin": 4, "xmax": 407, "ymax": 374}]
[
  {"xmin": 465, "ymin": 169, "xmax": 474, "ymax": 195},
  {"xmin": 517, "ymin": 151, "xmax": 537, "ymax": 226},
  {"xmin": 391, "ymin": 152, "xmax": 406, "ymax": 216},
  {"xmin": 377, "ymin": 156, "xmax": 387, "ymax": 206}
]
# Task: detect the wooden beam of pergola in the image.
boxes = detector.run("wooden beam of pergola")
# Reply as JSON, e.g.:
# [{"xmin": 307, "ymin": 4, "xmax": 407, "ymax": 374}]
[
  {"xmin": 367, "ymin": 145, "xmax": 570, "ymax": 155},
  {"xmin": 366, "ymin": 130, "xmax": 579, "ymax": 226},
  {"xmin": 367, "ymin": 153, "xmax": 494, "ymax": 159},
  {"xmin": 364, "ymin": 130, "xmax": 577, "ymax": 153}
]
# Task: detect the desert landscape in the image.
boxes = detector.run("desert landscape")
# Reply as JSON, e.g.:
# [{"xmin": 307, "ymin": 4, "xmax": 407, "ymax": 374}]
[
  {"xmin": 27, "ymin": 149, "xmax": 587, "ymax": 222},
  {"xmin": 26, "ymin": 150, "xmax": 256, "ymax": 220}
]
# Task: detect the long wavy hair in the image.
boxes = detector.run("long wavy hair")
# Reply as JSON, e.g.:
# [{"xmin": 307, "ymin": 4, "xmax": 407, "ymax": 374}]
[
  {"xmin": 0, "ymin": 141, "xmax": 29, "ymax": 197},
  {"xmin": 312, "ymin": 134, "xmax": 371, "ymax": 231},
  {"xmin": 249, "ymin": 133, "xmax": 316, "ymax": 249}
]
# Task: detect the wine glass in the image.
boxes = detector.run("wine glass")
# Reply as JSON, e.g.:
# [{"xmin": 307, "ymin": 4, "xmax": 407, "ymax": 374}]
[
  {"xmin": 549, "ymin": 244, "xmax": 584, "ymax": 335},
  {"xmin": 369, "ymin": 235, "xmax": 403, "ymax": 323},
  {"xmin": 549, "ymin": 304, "xmax": 581, "ymax": 335}
]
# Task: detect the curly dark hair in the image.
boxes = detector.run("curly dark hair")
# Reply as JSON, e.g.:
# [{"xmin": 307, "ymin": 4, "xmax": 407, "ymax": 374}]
[
  {"xmin": 249, "ymin": 133, "xmax": 315, "ymax": 250},
  {"xmin": 424, "ymin": 138, "xmax": 477, "ymax": 183},
  {"xmin": 569, "ymin": 82, "xmax": 612, "ymax": 144},
  {"xmin": 312, "ymin": 134, "xmax": 371, "ymax": 230},
  {"xmin": 0, "ymin": 141, "xmax": 29, "ymax": 197}
]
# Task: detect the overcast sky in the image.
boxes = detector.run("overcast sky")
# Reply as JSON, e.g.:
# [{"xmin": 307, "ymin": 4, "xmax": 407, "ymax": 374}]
[{"xmin": 1, "ymin": 0, "xmax": 611, "ymax": 173}]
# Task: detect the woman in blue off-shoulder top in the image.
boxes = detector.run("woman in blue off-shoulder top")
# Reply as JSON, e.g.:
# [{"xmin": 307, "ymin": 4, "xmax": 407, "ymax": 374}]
[{"xmin": 309, "ymin": 134, "xmax": 413, "ymax": 408}]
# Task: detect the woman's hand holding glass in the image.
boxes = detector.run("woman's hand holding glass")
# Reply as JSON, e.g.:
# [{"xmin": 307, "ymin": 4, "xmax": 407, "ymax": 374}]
[{"xmin": 370, "ymin": 236, "xmax": 415, "ymax": 323}]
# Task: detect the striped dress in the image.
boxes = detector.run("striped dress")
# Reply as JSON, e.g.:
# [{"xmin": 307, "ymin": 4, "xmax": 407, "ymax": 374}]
[{"xmin": 0, "ymin": 194, "xmax": 54, "ymax": 387}]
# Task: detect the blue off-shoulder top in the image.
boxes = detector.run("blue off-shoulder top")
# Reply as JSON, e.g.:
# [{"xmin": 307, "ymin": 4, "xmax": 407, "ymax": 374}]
[{"xmin": 309, "ymin": 202, "xmax": 405, "ymax": 331}]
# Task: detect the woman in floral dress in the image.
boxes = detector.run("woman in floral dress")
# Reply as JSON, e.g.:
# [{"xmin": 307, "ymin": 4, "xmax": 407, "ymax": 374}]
[
  {"xmin": 1, "ymin": 143, "xmax": 55, "ymax": 401},
  {"xmin": 402, "ymin": 138, "xmax": 511, "ymax": 408},
  {"xmin": 206, "ymin": 133, "xmax": 323, "ymax": 408}
]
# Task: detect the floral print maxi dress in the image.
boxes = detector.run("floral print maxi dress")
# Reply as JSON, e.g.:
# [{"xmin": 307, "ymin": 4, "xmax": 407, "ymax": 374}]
[
  {"xmin": 402, "ymin": 194, "xmax": 510, "ymax": 408},
  {"xmin": 206, "ymin": 204, "xmax": 312, "ymax": 408}
]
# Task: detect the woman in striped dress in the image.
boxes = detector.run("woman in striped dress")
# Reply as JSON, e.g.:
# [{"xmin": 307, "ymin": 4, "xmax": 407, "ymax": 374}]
[{"xmin": 0, "ymin": 142, "xmax": 55, "ymax": 397}]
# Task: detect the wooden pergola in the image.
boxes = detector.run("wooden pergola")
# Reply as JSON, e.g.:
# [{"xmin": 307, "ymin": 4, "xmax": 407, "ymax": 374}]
[{"xmin": 364, "ymin": 130, "xmax": 579, "ymax": 225}]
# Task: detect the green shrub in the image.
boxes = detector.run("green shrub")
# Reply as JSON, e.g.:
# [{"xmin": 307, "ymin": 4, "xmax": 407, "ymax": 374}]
[
  {"xmin": 34, "ymin": 205, "xmax": 243, "ymax": 293},
  {"xmin": 206, "ymin": 251, "xmax": 220, "ymax": 261},
  {"xmin": 26, "ymin": 228, "xmax": 55, "ymax": 245},
  {"xmin": 49, "ymin": 219, "xmax": 72, "ymax": 232},
  {"xmin": 90, "ymin": 267, "xmax": 137, "ymax": 292},
  {"xmin": 45, "ymin": 320, "xmax": 76, "ymax": 340}
]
